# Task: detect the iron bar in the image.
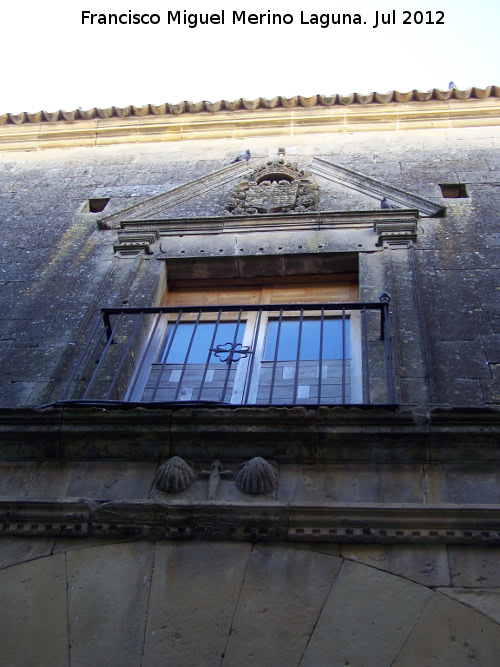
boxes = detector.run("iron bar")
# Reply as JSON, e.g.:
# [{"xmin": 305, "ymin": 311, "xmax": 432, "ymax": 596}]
[
  {"xmin": 268, "ymin": 308, "xmax": 283, "ymax": 404},
  {"xmin": 220, "ymin": 309, "xmax": 243, "ymax": 402},
  {"xmin": 362, "ymin": 307, "xmax": 371, "ymax": 404},
  {"xmin": 150, "ymin": 311, "xmax": 183, "ymax": 401},
  {"xmin": 318, "ymin": 308, "xmax": 324, "ymax": 404},
  {"xmin": 383, "ymin": 302, "xmax": 396, "ymax": 403},
  {"xmin": 293, "ymin": 309, "xmax": 304, "ymax": 404},
  {"xmin": 196, "ymin": 309, "xmax": 222, "ymax": 401},
  {"xmin": 82, "ymin": 311, "xmax": 125, "ymax": 399},
  {"xmin": 72, "ymin": 325, "xmax": 108, "ymax": 400},
  {"xmin": 173, "ymin": 311, "xmax": 202, "ymax": 401},
  {"xmin": 103, "ymin": 312, "xmax": 113, "ymax": 340},
  {"xmin": 101, "ymin": 303, "xmax": 377, "ymax": 316},
  {"xmin": 105, "ymin": 311, "xmax": 144, "ymax": 400},
  {"xmin": 126, "ymin": 311, "xmax": 163, "ymax": 400},
  {"xmin": 61, "ymin": 316, "xmax": 103, "ymax": 400},
  {"xmin": 342, "ymin": 307, "xmax": 346, "ymax": 404}
]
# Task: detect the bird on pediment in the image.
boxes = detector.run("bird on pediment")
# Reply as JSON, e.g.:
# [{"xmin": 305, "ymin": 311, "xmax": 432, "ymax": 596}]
[
  {"xmin": 380, "ymin": 196, "xmax": 400, "ymax": 210},
  {"xmin": 231, "ymin": 149, "xmax": 251, "ymax": 164}
]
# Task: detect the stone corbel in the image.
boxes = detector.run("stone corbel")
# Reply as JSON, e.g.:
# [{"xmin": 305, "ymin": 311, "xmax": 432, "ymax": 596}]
[
  {"xmin": 374, "ymin": 219, "xmax": 418, "ymax": 246},
  {"xmin": 113, "ymin": 230, "xmax": 160, "ymax": 257}
]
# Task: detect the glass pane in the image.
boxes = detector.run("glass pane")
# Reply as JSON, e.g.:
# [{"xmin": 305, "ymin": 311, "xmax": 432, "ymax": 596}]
[
  {"xmin": 160, "ymin": 321, "xmax": 245, "ymax": 364},
  {"xmin": 263, "ymin": 318, "xmax": 350, "ymax": 361}
]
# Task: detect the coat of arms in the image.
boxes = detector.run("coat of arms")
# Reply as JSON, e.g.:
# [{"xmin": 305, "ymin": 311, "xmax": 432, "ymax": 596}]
[{"xmin": 224, "ymin": 157, "xmax": 319, "ymax": 215}]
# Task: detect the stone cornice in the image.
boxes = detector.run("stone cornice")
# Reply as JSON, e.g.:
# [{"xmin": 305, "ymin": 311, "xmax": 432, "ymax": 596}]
[
  {"xmin": 112, "ymin": 210, "xmax": 419, "ymax": 256},
  {"xmin": 1, "ymin": 497, "xmax": 499, "ymax": 545},
  {"xmin": 118, "ymin": 209, "xmax": 418, "ymax": 234},
  {"xmin": 1, "ymin": 406, "xmax": 499, "ymax": 463},
  {"xmin": 1, "ymin": 97, "xmax": 500, "ymax": 151}
]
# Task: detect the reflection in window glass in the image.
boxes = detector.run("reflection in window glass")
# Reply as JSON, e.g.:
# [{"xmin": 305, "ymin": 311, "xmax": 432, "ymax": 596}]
[
  {"xmin": 160, "ymin": 322, "xmax": 244, "ymax": 364},
  {"xmin": 264, "ymin": 318, "xmax": 350, "ymax": 361}
]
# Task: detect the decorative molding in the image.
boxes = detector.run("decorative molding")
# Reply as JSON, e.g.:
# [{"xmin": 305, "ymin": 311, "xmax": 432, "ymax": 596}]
[
  {"xmin": 0, "ymin": 499, "xmax": 91, "ymax": 537},
  {"xmin": 288, "ymin": 505, "xmax": 500, "ymax": 544},
  {"xmin": 116, "ymin": 209, "xmax": 416, "ymax": 239},
  {"xmin": 311, "ymin": 158, "xmax": 444, "ymax": 217},
  {"xmin": 1, "ymin": 499, "xmax": 499, "ymax": 544},
  {"xmin": 99, "ymin": 156, "xmax": 429, "ymax": 255},
  {"xmin": 95, "ymin": 156, "xmax": 433, "ymax": 256}
]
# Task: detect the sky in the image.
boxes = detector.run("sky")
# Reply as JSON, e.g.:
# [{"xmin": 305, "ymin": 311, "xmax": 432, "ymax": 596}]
[{"xmin": 0, "ymin": 0, "xmax": 498, "ymax": 114}]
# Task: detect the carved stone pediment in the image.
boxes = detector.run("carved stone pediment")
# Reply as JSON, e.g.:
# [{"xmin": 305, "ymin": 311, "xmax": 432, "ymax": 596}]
[
  {"xmin": 224, "ymin": 158, "xmax": 319, "ymax": 215},
  {"xmin": 311, "ymin": 158, "xmax": 444, "ymax": 217}
]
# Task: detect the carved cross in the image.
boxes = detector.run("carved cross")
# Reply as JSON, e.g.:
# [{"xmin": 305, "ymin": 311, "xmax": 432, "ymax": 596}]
[{"xmin": 199, "ymin": 460, "xmax": 234, "ymax": 500}]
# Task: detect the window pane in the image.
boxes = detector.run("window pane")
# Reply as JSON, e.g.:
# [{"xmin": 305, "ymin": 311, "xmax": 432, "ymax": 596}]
[
  {"xmin": 264, "ymin": 318, "xmax": 350, "ymax": 361},
  {"xmin": 160, "ymin": 321, "xmax": 244, "ymax": 364}
]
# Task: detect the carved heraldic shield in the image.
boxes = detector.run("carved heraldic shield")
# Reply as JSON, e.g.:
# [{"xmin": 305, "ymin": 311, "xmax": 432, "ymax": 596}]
[{"xmin": 224, "ymin": 158, "xmax": 319, "ymax": 215}]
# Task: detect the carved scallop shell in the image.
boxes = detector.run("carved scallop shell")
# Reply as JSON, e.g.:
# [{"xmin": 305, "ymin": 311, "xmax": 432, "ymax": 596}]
[
  {"xmin": 236, "ymin": 457, "xmax": 278, "ymax": 495},
  {"xmin": 154, "ymin": 457, "xmax": 195, "ymax": 493}
]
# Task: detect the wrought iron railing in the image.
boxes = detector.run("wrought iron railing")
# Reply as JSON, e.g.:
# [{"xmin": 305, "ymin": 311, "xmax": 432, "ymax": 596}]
[{"xmin": 61, "ymin": 301, "xmax": 395, "ymax": 406}]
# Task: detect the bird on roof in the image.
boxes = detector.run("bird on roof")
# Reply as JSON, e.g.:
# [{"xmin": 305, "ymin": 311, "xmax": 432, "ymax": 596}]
[
  {"xmin": 449, "ymin": 81, "xmax": 458, "ymax": 90},
  {"xmin": 380, "ymin": 196, "xmax": 399, "ymax": 210},
  {"xmin": 231, "ymin": 149, "xmax": 251, "ymax": 164}
]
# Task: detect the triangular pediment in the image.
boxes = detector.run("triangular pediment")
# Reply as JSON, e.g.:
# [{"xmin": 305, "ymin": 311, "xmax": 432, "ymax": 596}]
[
  {"xmin": 310, "ymin": 158, "xmax": 444, "ymax": 217},
  {"xmin": 97, "ymin": 154, "xmax": 443, "ymax": 232},
  {"xmin": 98, "ymin": 162, "xmax": 249, "ymax": 230}
]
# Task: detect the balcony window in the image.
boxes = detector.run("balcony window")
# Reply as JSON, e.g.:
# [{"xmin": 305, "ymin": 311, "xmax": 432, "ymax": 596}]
[
  {"xmin": 61, "ymin": 302, "xmax": 393, "ymax": 406},
  {"xmin": 134, "ymin": 313, "xmax": 357, "ymax": 405},
  {"xmin": 60, "ymin": 274, "xmax": 394, "ymax": 406}
]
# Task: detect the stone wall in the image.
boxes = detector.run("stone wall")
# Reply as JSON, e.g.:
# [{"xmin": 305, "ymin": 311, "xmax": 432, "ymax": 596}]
[{"xmin": 1, "ymin": 539, "xmax": 499, "ymax": 666}]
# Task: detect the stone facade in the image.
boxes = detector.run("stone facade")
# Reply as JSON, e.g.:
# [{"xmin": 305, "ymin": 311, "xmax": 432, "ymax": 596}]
[{"xmin": 1, "ymin": 94, "xmax": 500, "ymax": 663}]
